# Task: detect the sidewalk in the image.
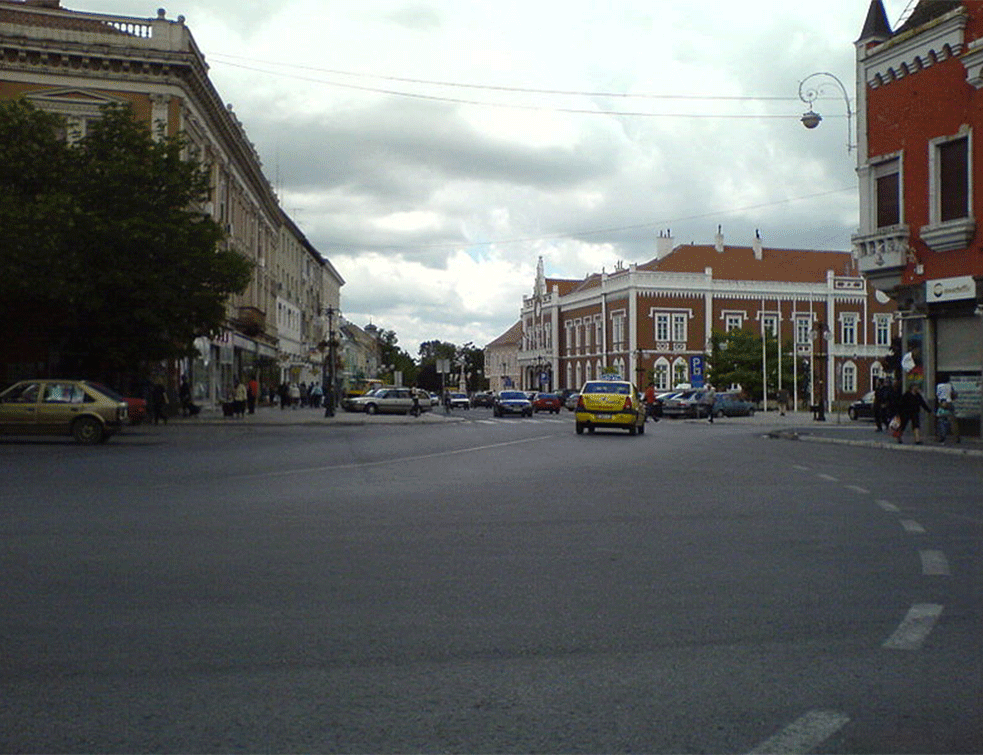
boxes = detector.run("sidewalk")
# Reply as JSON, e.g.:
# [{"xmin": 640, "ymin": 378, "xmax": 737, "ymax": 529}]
[{"xmin": 168, "ymin": 405, "xmax": 467, "ymax": 427}]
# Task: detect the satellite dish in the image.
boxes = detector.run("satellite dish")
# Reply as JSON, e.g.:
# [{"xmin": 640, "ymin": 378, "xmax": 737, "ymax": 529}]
[{"xmin": 875, "ymin": 290, "xmax": 891, "ymax": 305}]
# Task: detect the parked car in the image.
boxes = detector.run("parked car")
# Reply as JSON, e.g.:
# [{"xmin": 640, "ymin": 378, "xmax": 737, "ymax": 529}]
[
  {"xmin": 470, "ymin": 391, "xmax": 496, "ymax": 408},
  {"xmin": 848, "ymin": 391, "xmax": 876, "ymax": 421},
  {"xmin": 90, "ymin": 383, "xmax": 147, "ymax": 425},
  {"xmin": 575, "ymin": 378, "xmax": 646, "ymax": 435},
  {"xmin": 0, "ymin": 379, "xmax": 129, "ymax": 444},
  {"xmin": 494, "ymin": 390, "xmax": 532, "ymax": 417},
  {"xmin": 564, "ymin": 393, "xmax": 581, "ymax": 411},
  {"xmin": 346, "ymin": 387, "xmax": 430, "ymax": 415},
  {"xmin": 448, "ymin": 392, "xmax": 470, "ymax": 409},
  {"xmin": 662, "ymin": 389, "xmax": 714, "ymax": 419},
  {"xmin": 532, "ymin": 392, "xmax": 562, "ymax": 413},
  {"xmin": 712, "ymin": 392, "xmax": 756, "ymax": 418}
]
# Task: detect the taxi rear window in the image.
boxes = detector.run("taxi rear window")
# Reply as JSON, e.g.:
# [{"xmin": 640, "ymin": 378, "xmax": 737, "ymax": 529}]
[{"xmin": 582, "ymin": 382, "xmax": 630, "ymax": 395}]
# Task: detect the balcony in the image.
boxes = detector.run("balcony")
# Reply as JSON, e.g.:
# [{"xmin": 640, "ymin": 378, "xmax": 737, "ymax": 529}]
[
  {"xmin": 852, "ymin": 227, "xmax": 909, "ymax": 289},
  {"xmin": 234, "ymin": 306, "xmax": 266, "ymax": 338}
]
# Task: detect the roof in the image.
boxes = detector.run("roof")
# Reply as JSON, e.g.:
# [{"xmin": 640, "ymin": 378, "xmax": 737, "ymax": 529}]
[
  {"xmin": 485, "ymin": 320, "xmax": 522, "ymax": 349},
  {"xmin": 859, "ymin": 0, "xmax": 892, "ymax": 41},
  {"xmin": 639, "ymin": 244, "xmax": 854, "ymax": 283},
  {"xmin": 895, "ymin": 0, "xmax": 961, "ymax": 35},
  {"xmin": 0, "ymin": 0, "xmax": 131, "ymax": 36}
]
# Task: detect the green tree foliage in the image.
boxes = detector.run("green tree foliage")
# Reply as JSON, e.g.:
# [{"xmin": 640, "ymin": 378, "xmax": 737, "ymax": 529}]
[
  {"xmin": 707, "ymin": 329, "xmax": 795, "ymax": 402},
  {"xmin": 377, "ymin": 328, "xmax": 418, "ymax": 385},
  {"xmin": 0, "ymin": 100, "xmax": 253, "ymax": 379}
]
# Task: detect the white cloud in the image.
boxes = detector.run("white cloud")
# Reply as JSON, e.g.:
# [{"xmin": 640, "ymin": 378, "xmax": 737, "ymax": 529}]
[{"xmin": 75, "ymin": 0, "xmax": 914, "ymax": 353}]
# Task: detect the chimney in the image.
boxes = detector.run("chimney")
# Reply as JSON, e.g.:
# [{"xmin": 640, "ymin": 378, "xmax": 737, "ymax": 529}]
[
  {"xmin": 714, "ymin": 225, "xmax": 724, "ymax": 253},
  {"xmin": 752, "ymin": 229, "xmax": 763, "ymax": 260},
  {"xmin": 656, "ymin": 229, "xmax": 674, "ymax": 260}
]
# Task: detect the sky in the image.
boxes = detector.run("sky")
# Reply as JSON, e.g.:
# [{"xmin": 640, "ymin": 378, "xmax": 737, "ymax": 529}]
[{"xmin": 77, "ymin": 0, "xmax": 912, "ymax": 355}]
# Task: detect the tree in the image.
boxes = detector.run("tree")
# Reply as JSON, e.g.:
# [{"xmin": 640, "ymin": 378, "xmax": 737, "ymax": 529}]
[
  {"xmin": 377, "ymin": 329, "xmax": 417, "ymax": 385},
  {"xmin": 0, "ymin": 100, "xmax": 253, "ymax": 381},
  {"xmin": 707, "ymin": 329, "xmax": 794, "ymax": 402}
]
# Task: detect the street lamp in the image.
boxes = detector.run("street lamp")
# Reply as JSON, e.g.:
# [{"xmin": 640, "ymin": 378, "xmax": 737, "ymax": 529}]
[
  {"xmin": 798, "ymin": 71, "xmax": 855, "ymax": 153},
  {"xmin": 321, "ymin": 306, "xmax": 339, "ymax": 417},
  {"xmin": 809, "ymin": 322, "xmax": 831, "ymax": 421}
]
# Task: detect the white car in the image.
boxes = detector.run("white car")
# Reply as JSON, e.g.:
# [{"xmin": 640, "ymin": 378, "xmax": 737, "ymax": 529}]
[
  {"xmin": 448, "ymin": 392, "xmax": 470, "ymax": 409},
  {"xmin": 347, "ymin": 387, "xmax": 430, "ymax": 415}
]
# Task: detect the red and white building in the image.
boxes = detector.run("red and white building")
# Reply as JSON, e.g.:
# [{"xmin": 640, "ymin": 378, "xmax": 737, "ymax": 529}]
[
  {"xmin": 519, "ymin": 232, "xmax": 897, "ymax": 411},
  {"xmin": 854, "ymin": 0, "xmax": 983, "ymax": 434}
]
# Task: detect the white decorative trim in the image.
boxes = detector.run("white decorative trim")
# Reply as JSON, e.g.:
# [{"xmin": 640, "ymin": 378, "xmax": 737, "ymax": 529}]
[
  {"xmin": 919, "ymin": 217, "xmax": 976, "ymax": 252},
  {"xmin": 864, "ymin": 8, "xmax": 967, "ymax": 89},
  {"xmin": 961, "ymin": 36, "xmax": 983, "ymax": 88}
]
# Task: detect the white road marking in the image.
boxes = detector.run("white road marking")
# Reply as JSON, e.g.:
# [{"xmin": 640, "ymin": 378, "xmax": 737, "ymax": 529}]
[
  {"xmin": 882, "ymin": 603, "xmax": 944, "ymax": 650},
  {"xmin": 900, "ymin": 519, "xmax": 926, "ymax": 534},
  {"xmin": 876, "ymin": 500, "xmax": 900, "ymax": 513},
  {"xmin": 792, "ymin": 464, "xmax": 809, "ymax": 471},
  {"xmin": 817, "ymin": 473, "xmax": 839, "ymax": 482},
  {"xmin": 920, "ymin": 550, "xmax": 951, "ymax": 576},
  {"xmin": 845, "ymin": 484, "xmax": 869, "ymax": 495},
  {"xmin": 746, "ymin": 710, "xmax": 850, "ymax": 754},
  {"xmin": 476, "ymin": 420, "xmax": 498, "ymax": 425}
]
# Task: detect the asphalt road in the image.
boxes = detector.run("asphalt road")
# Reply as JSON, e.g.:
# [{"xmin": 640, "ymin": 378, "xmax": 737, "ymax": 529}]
[{"xmin": 1, "ymin": 411, "xmax": 980, "ymax": 753}]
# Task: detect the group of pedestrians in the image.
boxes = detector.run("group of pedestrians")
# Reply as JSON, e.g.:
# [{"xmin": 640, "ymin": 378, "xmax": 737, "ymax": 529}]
[
  {"xmin": 275, "ymin": 380, "xmax": 330, "ymax": 410},
  {"xmin": 873, "ymin": 375, "xmax": 960, "ymax": 445}
]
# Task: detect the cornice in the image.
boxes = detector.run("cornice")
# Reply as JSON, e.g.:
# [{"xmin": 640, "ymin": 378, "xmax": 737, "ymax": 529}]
[{"xmin": 860, "ymin": 7, "xmax": 967, "ymax": 89}]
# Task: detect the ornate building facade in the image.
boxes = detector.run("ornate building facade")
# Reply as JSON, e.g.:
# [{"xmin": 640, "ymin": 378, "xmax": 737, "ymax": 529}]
[{"xmin": 519, "ymin": 232, "xmax": 898, "ymax": 411}]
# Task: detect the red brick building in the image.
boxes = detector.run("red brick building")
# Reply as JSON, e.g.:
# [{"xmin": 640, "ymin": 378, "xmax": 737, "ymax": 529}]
[
  {"xmin": 853, "ymin": 0, "xmax": 983, "ymax": 434},
  {"xmin": 520, "ymin": 232, "xmax": 897, "ymax": 411}
]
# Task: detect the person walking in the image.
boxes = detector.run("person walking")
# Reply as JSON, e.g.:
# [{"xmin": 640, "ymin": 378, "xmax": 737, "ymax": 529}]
[
  {"xmin": 410, "ymin": 385, "xmax": 422, "ymax": 418},
  {"xmin": 150, "ymin": 381, "xmax": 168, "ymax": 425},
  {"xmin": 233, "ymin": 379, "xmax": 247, "ymax": 418},
  {"xmin": 935, "ymin": 374, "xmax": 960, "ymax": 443},
  {"xmin": 702, "ymin": 384, "xmax": 716, "ymax": 423},
  {"xmin": 643, "ymin": 381, "xmax": 659, "ymax": 423},
  {"xmin": 247, "ymin": 376, "xmax": 259, "ymax": 414},
  {"xmin": 874, "ymin": 377, "xmax": 892, "ymax": 432},
  {"xmin": 896, "ymin": 383, "xmax": 931, "ymax": 444},
  {"xmin": 289, "ymin": 381, "xmax": 301, "ymax": 409},
  {"xmin": 278, "ymin": 381, "xmax": 290, "ymax": 410}
]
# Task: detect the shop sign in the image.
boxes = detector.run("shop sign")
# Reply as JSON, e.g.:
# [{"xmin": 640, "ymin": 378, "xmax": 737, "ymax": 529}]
[{"xmin": 926, "ymin": 275, "xmax": 976, "ymax": 303}]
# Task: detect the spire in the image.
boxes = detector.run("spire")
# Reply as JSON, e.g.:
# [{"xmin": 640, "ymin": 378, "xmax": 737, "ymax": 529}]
[{"xmin": 858, "ymin": 0, "xmax": 892, "ymax": 44}]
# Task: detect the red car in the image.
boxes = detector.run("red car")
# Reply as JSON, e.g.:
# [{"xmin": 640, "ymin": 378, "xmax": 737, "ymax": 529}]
[{"xmin": 532, "ymin": 392, "xmax": 562, "ymax": 414}]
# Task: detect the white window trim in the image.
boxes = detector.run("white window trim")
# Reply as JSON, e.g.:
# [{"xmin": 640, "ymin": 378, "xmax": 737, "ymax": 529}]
[{"xmin": 922, "ymin": 128, "xmax": 975, "ymax": 252}]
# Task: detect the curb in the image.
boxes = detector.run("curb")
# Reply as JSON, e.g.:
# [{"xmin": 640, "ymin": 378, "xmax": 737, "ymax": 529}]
[{"xmin": 766, "ymin": 430, "xmax": 983, "ymax": 458}]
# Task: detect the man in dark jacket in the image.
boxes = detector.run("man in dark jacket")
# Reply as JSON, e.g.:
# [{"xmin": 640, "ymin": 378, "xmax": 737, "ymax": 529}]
[{"xmin": 897, "ymin": 384, "xmax": 931, "ymax": 444}]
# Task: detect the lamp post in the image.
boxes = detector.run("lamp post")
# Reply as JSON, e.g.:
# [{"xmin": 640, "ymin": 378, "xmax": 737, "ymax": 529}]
[
  {"xmin": 810, "ymin": 322, "xmax": 830, "ymax": 421},
  {"xmin": 322, "ymin": 306, "xmax": 338, "ymax": 417},
  {"xmin": 798, "ymin": 71, "xmax": 855, "ymax": 153}
]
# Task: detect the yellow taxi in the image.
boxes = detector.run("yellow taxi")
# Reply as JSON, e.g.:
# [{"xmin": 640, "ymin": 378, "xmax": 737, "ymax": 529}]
[{"xmin": 574, "ymin": 377, "xmax": 646, "ymax": 436}]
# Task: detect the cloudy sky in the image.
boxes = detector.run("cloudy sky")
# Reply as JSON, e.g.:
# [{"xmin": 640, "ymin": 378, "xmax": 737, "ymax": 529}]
[{"xmin": 80, "ymin": 0, "xmax": 910, "ymax": 354}]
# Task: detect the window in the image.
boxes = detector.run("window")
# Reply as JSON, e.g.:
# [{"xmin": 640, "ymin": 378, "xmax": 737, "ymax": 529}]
[
  {"xmin": 612, "ymin": 313, "xmax": 626, "ymax": 350},
  {"xmin": 840, "ymin": 315, "xmax": 858, "ymax": 346},
  {"xmin": 796, "ymin": 317, "xmax": 811, "ymax": 345},
  {"xmin": 870, "ymin": 361, "xmax": 883, "ymax": 389},
  {"xmin": 725, "ymin": 314, "xmax": 743, "ymax": 332},
  {"xmin": 841, "ymin": 361, "xmax": 857, "ymax": 393},
  {"xmin": 672, "ymin": 313, "xmax": 687, "ymax": 342},
  {"xmin": 655, "ymin": 314, "xmax": 670, "ymax": 342},
  {"xmin": 672, "ymin": 359, "xmax": 688, "ymax": 387},
  {"xmin": 595, "ymin": 318, "xmax": 603, "ymax": 350},
  {"xmin": 874, "ymin": 315, "xmax": 891, "ymax": 347},
  {"xmin": 939, "ymin": 136, "xmax": 969, "ymax": 222},
  {"xmin": 874, "ymin": 159, "xmax": 901, "ymax": 228},
  {"xmin": 762, "ymin": 315, "xmax": 777, "ymax": 338},
  {"xmin": 654, "ymin": 358, "xmax": 670, "ymax": 390},
  {"xmin": 585, "ymin": 362, "xmax": 593, "ymax": 381}
]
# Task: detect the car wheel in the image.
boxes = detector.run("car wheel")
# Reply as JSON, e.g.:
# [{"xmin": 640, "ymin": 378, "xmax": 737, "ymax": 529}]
[
  {"xmin": 637, "ymin": 422, "xmax": 645, "ymax": 435},
  {"xmin": 365, "ymin": 404, "xmax": 377, "ymax": 415},
  {"xmin": 848, "ymin": 408, "xmax": 857, "ymax": 421},
  {"xmin": 576, "ymin": 423, "xmax": 584, "ymax": 434},
  {"xmin": 748, "ymin": 408, "xmax": 755, "ymax": 416},
  {"xmin": 715, "ymin": 409, "xmax": 724, "ymax": 418},
  {"xmin": 72, "ymin": 416, "xmax": 104, "ymax": 445},
  {"xmin": 629, "ymin": 424, "xmax": 637, "ymax": 436}
]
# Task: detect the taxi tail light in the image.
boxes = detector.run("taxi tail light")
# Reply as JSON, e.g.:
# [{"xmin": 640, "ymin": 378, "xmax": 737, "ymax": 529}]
[{"xmin": 576, "ymin": 395, "xmax": 585, "ymax": 411}]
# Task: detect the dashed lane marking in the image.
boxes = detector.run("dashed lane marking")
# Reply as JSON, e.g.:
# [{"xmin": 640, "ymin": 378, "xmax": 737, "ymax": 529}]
[
  {"xmin": 919, "ymin": 550, "xmax": 951, "ymax": 576},
  {"xmin": 746, "ymin": 710, "xmax": 850, "ymax": 755},
  {"xmin": 882, "ymin": 603, "xmax": 944, "ymax": 650},
  {"xmin": 900, "ymin": 519, "xmax": 926, "ymax": 534},
  {"xmin": 845, "ymin": 484, "xmax": 870, "ymax": 494},
  {"xmin": 876, "ymin": 500, "xmax": 900, "ymax": 513},
  {"xmin": 816, "ymin": 473, "xmax": 839, "ymax": 482}
]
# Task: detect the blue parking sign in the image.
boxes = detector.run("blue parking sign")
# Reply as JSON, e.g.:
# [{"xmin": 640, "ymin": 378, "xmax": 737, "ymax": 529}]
[{"xmin": 690, "ymin": 355, "xmax": 705, "ymax": 387}]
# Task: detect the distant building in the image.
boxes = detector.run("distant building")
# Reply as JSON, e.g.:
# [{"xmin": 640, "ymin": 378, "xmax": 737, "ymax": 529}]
[
  {"xmin": 484, "ymin": 321, "xmax": 523, "ymax": 392},
  {"xmin": 0, "ymin": 1, "xmax": 343, "ymax": 401},
  {"xmin": 520, "ymin": 230, "xmax": 897, "ymax": 411},
  {"xmin": 854, "ymin": 0, "xmax": 982, "ymax": 434}
]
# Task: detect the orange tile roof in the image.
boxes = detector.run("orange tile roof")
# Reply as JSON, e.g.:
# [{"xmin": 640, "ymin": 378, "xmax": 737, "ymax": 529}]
[
  {"xmin": 485, "ymin": 320, "xmax": 522, "ymax": 348},
  {"xmin": 640, "ymin": 244, "xmax": 855, "ymax": 283}
]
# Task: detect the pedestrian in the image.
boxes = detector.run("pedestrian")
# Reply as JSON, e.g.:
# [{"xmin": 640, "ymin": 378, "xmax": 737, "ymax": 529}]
[
  {"xmin": 702, "ymin": 384, "xmax": 716, "ymax": 423},
  {"xmin": 777, "ymin": 388, "xmax": 789, "ymax": 417},
  {"xmin": 179, "ymin": 375, "xmax": 191, "ymax": 417},
  {"xmin": 934, "ymin": 373, "xmax": 960, "ymax": 443},
  {"xmin": 643, "ymin": 381, "xmax": 658, "ymax": 422},
  {"xmin": 896, "ymin": 383, "xmax": 931, "ymax": 444},
  {"xmin": 874, "ymin": 377, "xmax": 892, "ymax": 432},
  {"xmin": 289, "ymin": 381, "xmax": 301, "ymax": 409},
  {"xmin": 233, "ymin": 379, "xmax": 247, "ymax": 418},
  {"xmin": 323, "ymin": 384, "xmax": 335, "ymax": 418},
  {"xmin": 150, "ymin": 381, "xmax": 168, "ymax": 425},
  {"xmin": 309, "ymin": 383, "xmax": 323, "ymax": 408},
  {"xmin": 410, "ymin": 385, "xmax": 422, "ymax": 417},
  {"xmin": 278, "ymin": 381, "xmax": 290, "ymax": 410},
  {"xmin": 247, "ymin": 376, "xmax": 259, "ymax": 414}
]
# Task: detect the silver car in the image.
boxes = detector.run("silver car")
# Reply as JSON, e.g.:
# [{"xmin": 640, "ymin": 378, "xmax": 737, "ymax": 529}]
[{"xmin": 347, "ymin": 387, "xmax": 430, "ymax": 415}]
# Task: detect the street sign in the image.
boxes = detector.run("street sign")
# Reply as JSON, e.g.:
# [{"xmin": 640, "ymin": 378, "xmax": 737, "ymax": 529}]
[{"xmin": 690, "ymin": 355, "xmax": 705, "ymax": 387}]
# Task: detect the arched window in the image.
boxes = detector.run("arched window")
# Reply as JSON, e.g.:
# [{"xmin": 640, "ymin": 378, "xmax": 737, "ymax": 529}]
[
  {"xmin": 870, "ymin": 361, "xmax": 883, "ymax": 390},
  {"xmin": 842, "ymin": 360, "xmax": 857, "ymax": 393},
  {"xmin": 672, "ymin": 358, "xmax": 688, "ymax": 388},
  {"xmin": 654, "ymin": 358, "xmax": 670, "ymax": 390},
  {"xmin": 575, "ymin": 362, "xmax": 583, "ymax": 388},
  {"xmin": 566, "ymin": 363, "xmax": 573, "ymax": 390},
  {"xmin": 585, "ymin": 361, "xmax": 593, "ymax": 381}
]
